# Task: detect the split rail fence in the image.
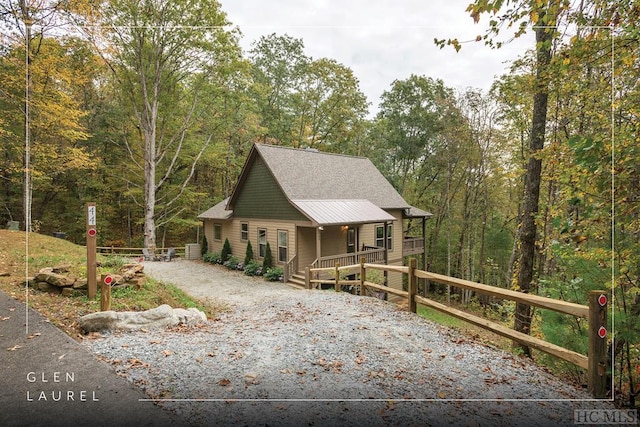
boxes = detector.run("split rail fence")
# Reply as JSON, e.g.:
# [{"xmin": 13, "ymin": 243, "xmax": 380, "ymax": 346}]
[{"xmin": 305, "ymin": 257, "xmax": 609, "ymax": 398}]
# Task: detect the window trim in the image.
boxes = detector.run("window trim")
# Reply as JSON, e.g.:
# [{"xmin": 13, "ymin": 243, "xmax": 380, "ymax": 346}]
[
  {"xmin": 240, "ymin": 222, "xmax": 248, "ymax": 241},
  {"xmin": 213, "ymin": 223, "xmax": 222, "ymax": 241},
  {"xmin": 258, "ymin": 228, "xmax": 267, "ymax": 258},
  {"xmin": 277, "ymin": 229, "xmax": 288, "ymax": 263}
]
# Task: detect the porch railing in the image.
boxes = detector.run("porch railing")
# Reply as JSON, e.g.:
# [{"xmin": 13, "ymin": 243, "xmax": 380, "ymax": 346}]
[
  {"xmin": 314, "ymin": 248, "xmax": 385, "ymax": 269},
  {"xmin": 402, "ymin": 237, "xmax": 424, "ymax": 256},
  {"xmin": 283, "ymin": 254, "xmax": 298, "ymax": 283}
]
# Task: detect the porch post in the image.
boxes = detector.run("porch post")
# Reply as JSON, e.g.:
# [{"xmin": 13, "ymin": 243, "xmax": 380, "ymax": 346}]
[
  {"xmin": 422, "ymin": 216, "xmax": 427, "ymax": 294},
  {"xmin": 316, "ymin": 227, "xmax": 322, "ymax": 263}
]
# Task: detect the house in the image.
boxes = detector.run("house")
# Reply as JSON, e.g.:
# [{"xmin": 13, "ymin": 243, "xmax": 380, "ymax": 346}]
[{"xmin": 198, "ymin": 143, "xmax": 431, "ymax": 292}]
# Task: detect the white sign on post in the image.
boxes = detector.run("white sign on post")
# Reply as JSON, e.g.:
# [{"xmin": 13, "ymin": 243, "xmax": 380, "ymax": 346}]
[{"xmin": 88, "ymin": 205, "xmax": 96, "ymax": 226}]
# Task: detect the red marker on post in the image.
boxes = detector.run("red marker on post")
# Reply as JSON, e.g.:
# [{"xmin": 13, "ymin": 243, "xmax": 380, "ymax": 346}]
[{"xmin": 598, "ymin": 294, "xmax": 607, "ymax": 307}]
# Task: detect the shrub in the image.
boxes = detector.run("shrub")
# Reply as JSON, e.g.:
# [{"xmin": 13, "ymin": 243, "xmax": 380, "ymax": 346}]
[
  {"xmin": 221, "ymin": 238, "xmax": 232, "ymax": 263},
  {"xmin": 224, "ymin": 255, "xmax": 240, "ymax": 270},
  {"xmin": 263, "ymin": 242, "xmax": 273, "ymax": 271},
  {"xmin": 201, "ymin": 235, "xmax": 208, "ymax": 256},
  {"xmin": 263, "ymin": 266, "xmax": 283, "ymax": 282},
  {"xmin": 203, "ymin": 252, "xmax": 222, "ymax": 264},
  {"xmin": 244, "ymin": 240, "xmax": 254, "ymax": 265},
  {"xmin": 244, "ymin": 261, "xmax": 262, "ymax": 276}
]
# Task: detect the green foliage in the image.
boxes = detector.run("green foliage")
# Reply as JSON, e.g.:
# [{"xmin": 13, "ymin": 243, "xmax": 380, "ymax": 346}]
[
  {"xmin": 203, "ymin": 252, "xmax": 222, "ymax": 264},
  {"xmin": 244, "ymin": 240, "xmax": 254, "ymax": 265},
  {"xmin": 201, "ymin": 235, "xmax": 208, "ymax": 256},
  {"xmin": 263, "ymin": 266, "xmax": 283, "ymax": 282},
  {"xmin": 100, "ymin": 256, "xmax": 128, "ymax": 270},
  {"xmin": 221, "ymin": 238, "xmax": 232, "ymax": 263},
  {"xmin": 243, "ymin": 261, "xmax": 262, "ymax": 277},
  {"xmin": 262, "ymin": 242, "xmax": 273, "ymax": 271},
  {"xmin": 224, "ymin": 255, "xmax": 240, "ymax": 270}
]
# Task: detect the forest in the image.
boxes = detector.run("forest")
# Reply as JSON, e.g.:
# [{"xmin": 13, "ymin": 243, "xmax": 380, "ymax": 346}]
[{"xmin": 0, "ymin": 0, "xmax": 638, "ymax": 408}]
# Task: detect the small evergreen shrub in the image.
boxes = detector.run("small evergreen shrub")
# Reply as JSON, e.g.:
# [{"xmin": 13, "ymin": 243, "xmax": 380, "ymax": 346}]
[
  {"xmin": 244, "ymin": 240, "xmax": 254, "ymax": 265},
  {"xmin": 221, "ymin": 238, "xmax": 232, "ymax": 263},
  {"xmin": 201, "ymin": 235, "xmax": 208, "ymax": 256},
  {"xmin": 262, "ymin": 242, "xmax": 273, "ymax": 271},
  {"xmin": 263, "ymin": 266, "xmax": 283, "ymax": 282}
]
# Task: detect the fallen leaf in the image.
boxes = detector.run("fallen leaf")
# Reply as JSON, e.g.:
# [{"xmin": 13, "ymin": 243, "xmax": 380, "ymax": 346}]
[
  {"xmin": 0, "ymin": 316, "xmax": 10, "ymax": 321},
  {"xmin": 28, "ymin": 332, "xmax": 41, "ymax": 339},
  {"xmin": 218, "ymin": 378, "xmax": 231, "ymax": 386},
  {"xmin": 7, "ymin": 344, "xmax": 22, "ymax": 351},
  {"xmin": 437, "ymin": 391, "xmax": 447, "ymax": 398},
  {"xmin": 162, "ymin": 350, "xmax": 171, "ymax": 357},
  {"xmin": 149, "ymin": 339, "xmax": 162, "ymax": 344},
  {"xmin": 195, "ymin": 357, "xmax": 203, "ymax": 363},
  {"xmin": 207, "ymin": 352, "xmax": 216, "ymax": 357}
]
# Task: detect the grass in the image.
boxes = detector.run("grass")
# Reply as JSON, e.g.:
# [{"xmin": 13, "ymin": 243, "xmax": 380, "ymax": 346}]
[{"xmin": 0, "ymin": 230, "xmax": 225, "ymax": 340}]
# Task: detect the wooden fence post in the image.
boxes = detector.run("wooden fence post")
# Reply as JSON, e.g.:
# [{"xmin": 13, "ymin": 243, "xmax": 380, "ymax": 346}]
[
  {"xmin": 100, "ymin": 274, "xmax": 111, "ymax": 311},
  {"xmin": 588, "ymin": 290, "xmax": 608, "ymax": 398},
  {"xmin": 305, "ymin": 266, "xmax": 311, "ymax": 289},
  {"xmin": 335, "ymin": 262, "xmax": 340, "ymax": 292},
  {"xmin": 360, "ymin": 257, "xmax": 366, "ymax": 296},
  {"xmin": 408, "ymin": 258, "xmax": 417, "ymax": 313}
]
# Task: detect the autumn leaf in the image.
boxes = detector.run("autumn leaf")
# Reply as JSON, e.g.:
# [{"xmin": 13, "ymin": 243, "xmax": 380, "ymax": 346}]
[
  {"xmin": 437, "ymin": 391, "xmax": 447, "ymax": 399},
  {"xmin": 28, "ymin": 332, "xmax": 41, "ymax": 339},
  {"xmin": 7, "ymin": 344, "xmax": 22, "ymax": 351},
  {"xmin": 162, "ymin": 350, "xmax": 172, "ymax": 357},
  {"xmin": 218, "ymin": 378, "xmax": 231, "ymax": 386}
]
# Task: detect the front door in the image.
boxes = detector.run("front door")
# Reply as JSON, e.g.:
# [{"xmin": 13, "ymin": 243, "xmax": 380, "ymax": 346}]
[{"xmin": 347, "ymin": 227, "xmax": 357, "ymax": 253}]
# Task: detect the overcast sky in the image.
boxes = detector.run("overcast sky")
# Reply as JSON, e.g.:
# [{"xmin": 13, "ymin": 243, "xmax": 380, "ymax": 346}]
[{"xmin": 221, "ymin": 0, "xmax": 536, "ymax": 116}]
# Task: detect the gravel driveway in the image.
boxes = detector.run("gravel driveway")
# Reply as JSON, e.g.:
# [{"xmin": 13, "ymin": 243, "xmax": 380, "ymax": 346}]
[{"xmin": 83, "ymin": 259, "xmax": 612, "ymax": 426}]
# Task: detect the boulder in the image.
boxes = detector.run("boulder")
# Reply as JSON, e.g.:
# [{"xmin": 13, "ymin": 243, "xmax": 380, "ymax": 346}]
[
  {"xmin": 73, "ymin": 278, "xmax": 88, "ymax": 289},
  {"xmin": 79, "ymin": 304, "xmax": 207, "ymax": 333},
  {"xmin": 34, "ymin": 271, "xmax": 74, "ymax": 287}
]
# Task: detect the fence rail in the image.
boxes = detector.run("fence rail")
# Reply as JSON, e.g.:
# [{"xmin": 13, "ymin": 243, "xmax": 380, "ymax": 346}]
[
  {"xmin": 307, "ymin": 258, "xmax": 609, "ymax": 398},
  {"xmin": 96, "ymin": 246, "xmax": 185, "ymax": 258}
]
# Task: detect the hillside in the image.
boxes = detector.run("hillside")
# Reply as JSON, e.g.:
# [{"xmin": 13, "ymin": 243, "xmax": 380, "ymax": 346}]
[{"xmin": 0, "ymin": 230, "xmax": 221, "ymax": 339}]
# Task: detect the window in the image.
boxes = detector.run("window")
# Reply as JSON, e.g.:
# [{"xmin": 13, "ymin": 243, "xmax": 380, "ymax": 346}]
[
  {"xmin": 375, "ymin": 225, "xmax": 384, "ymax": 248},
  {"xmin": 214, "ymin": 224, "xmax": 222, "ymax": 241},
  {"xmin": 375, "ymin": 224, "xmax": 393, "ymax": 249},
  {"xmin": 278, "ymin": 230, "xmax": 288, "ymax": 263},
  {"xmin": 258, "ymin": 229, "xmax": 267, "ymax": 258},
  {"xmin": 240, "ymin": 223, "xmax": 248, "ymax": 241}
]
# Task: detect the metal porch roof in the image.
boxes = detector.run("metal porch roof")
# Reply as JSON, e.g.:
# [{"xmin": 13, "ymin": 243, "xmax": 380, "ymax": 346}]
[{"xmin": 291, "ymin": 199, "xmax": 395, "ymax": 226}]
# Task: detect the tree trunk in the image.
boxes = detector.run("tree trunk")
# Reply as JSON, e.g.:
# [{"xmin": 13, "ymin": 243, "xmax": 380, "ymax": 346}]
[
  {"xmin": 143, "ymin": 107, "xmax": 157, "ymax": 255},
  {"xmin": 21, "ymin": 0, "xmax": 32, "ymax": 232},
  {"xmin": 513, "ymin": 21, "xmax": 554, "ymax": 356}
]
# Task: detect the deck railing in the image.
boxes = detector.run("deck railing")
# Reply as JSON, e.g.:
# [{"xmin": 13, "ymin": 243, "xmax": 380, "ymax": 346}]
[{"xmin": 402, "ymin": 237, "xmax": 424, "ymax": 256}]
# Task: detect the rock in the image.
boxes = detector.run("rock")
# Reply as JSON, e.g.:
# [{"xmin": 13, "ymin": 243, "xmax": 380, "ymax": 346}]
[
  {"xmin": 79, "ymin": 304, "xmax": 207, "ymax": 333},
  {"xmin": 36, "ymin": 282, "xmax": 62, "ymax": 293},
  {"xmin": 34, "ymin": 271, "xmax": 74, "ymax": 287},
  {"xmin": 52, "ymin": 265, "xmax": 71, "ymax": 274},
  {"xmin": 73, "ymin": 278, "xmax": 88, "ymax": 289}
]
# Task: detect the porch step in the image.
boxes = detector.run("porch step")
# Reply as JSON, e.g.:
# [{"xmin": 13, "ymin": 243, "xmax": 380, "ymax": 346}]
[{"xmin": 287, "ymin": 274, "xmax": 306, "ymax": 289}]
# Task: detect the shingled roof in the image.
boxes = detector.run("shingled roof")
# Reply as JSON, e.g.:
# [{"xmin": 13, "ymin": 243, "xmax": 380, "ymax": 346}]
[{"xmin": 228, "ymin": 144, "xmax": 411, "ymax": 211}]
